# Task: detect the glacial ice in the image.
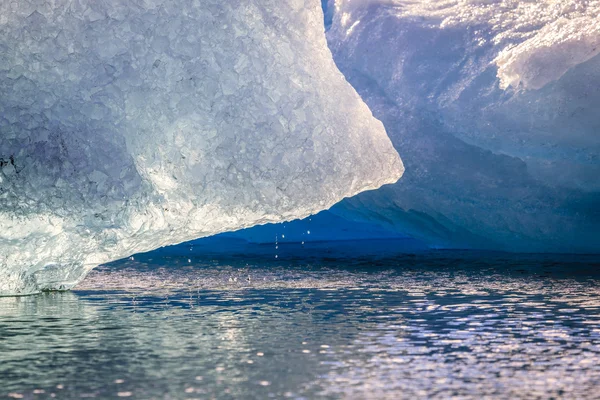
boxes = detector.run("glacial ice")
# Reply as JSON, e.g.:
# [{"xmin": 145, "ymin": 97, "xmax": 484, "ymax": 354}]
[
  {"xmin": 0, "ymin": 0, "xmax": 403, "ymax": 295},
  {"xmin": 323, "ymin": 0, "xmax": 600, "ymax": 252}
]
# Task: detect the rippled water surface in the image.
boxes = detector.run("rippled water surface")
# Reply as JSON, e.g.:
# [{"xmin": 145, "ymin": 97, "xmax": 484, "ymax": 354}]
[{"xmin": 2, "ymin": 241, "xmax": 600, "ymax": 399}]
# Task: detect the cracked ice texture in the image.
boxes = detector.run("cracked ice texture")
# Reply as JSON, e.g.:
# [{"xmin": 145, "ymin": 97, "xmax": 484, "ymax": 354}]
[
  {"xmin": 0, "ymin": 0, "xmax": 403, "ymax": 295},
  {"xmin": 326, "ymin": 0, "xmax": 600, "ymax": 252}
]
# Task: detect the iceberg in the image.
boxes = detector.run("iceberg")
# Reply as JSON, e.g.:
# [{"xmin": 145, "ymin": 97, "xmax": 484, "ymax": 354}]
[
  {"xmin": 0, "ymin": 0, "xmax": 403, "ymax": 295},
  {"xmin": 324, "ymin": 0, "xmax": 600, "ymax": 252}
]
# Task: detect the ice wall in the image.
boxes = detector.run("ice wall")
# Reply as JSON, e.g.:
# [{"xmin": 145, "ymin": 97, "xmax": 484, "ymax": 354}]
[
  {"xmin": 0, "ymin": 0, "xmax": 403, "ymax": 295},
  {"xmin": 325, "ymin": 0, "xmax": 600, "ymax": 252}
]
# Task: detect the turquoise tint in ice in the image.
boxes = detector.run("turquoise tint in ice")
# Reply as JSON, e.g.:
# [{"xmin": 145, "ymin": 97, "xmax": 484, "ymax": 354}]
[{"xmin": 217, "ymin": 210, "xmax": 411, "ymax": 244}]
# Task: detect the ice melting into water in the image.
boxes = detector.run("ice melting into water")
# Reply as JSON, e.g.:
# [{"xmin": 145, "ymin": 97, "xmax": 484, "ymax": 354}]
[
  {"xmin": 325, "ymin": 0, "xmax": 600, "ymax": 252},
  {"xmin": 0, "ymin": 0, "xmax": 403, "ymax": 295}
]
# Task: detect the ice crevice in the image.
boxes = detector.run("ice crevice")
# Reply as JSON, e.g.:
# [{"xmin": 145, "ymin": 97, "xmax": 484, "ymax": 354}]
[{"xmin": 0, "ymin": 0, "xmax": 403, "ymax": 295}]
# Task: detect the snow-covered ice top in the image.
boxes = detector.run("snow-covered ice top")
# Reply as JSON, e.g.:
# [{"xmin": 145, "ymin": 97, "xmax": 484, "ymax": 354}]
[
  {"xmin": 336, "ymin": 0, "xmax": 600, "ymax": 89},
  {"xmin": 0, "ymin": 0, "xmax": 403, "ymax": 295}
]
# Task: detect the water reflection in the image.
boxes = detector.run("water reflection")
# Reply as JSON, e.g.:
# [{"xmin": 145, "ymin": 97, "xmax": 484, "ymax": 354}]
[{"xmin": 1, "ymin": 251, "xmax": 600, "ymax": 399}]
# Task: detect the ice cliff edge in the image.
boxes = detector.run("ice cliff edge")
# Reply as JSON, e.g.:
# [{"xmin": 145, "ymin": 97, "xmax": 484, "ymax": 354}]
[{"xmin": 0, "ymin": 0, "xmax": 403, "ymax": 295}]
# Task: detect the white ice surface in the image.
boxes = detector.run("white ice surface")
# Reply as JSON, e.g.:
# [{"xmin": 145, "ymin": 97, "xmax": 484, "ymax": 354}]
[
  {"xmin": 336, "ymin": 0, "xmax": 600, "ymax": 90},
  {"xmin": 0, "ymin": 0, "xmax": 403, "ymax": 295}
]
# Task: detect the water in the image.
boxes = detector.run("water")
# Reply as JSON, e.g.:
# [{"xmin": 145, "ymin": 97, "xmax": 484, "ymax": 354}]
[{"xmin": 2, "ymin": 240, "xmax": 600, "ymax": 399}]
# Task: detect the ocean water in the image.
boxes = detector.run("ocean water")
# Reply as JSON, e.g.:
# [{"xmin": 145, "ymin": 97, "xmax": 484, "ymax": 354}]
[{"xmin": 1, "ymin": 240, "xmax": 600, "ymax": 399}]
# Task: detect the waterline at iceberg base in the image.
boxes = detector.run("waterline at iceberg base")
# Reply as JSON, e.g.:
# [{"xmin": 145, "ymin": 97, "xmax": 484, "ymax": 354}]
[
  {"xmin": 2, "ymin": 0, "xmax": 599, "ymax": 293},
  {"xmin": 0, "ymin": 0, "xmax": 402, "ymax": 296}
]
